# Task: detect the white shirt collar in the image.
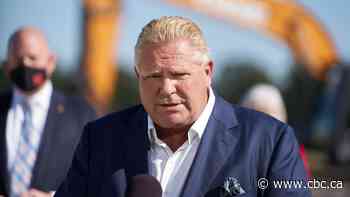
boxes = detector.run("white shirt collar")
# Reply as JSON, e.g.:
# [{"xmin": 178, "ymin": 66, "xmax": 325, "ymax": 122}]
[
  {"xmin": 12, "ymin": 80, "xmax": 53, "ymax": 110},
  {"xmin": 147, "ymin": 87, "xmax": 216, "ymax": 145}
]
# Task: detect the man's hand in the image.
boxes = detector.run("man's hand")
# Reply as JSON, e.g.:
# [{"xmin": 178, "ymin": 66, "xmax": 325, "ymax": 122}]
[{"xmin": 20, "ymin": 189, "xmax": 52, "ymax": 197}]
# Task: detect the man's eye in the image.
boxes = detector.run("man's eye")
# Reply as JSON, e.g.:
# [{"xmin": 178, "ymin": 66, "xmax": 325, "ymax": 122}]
[
  {"xmin": 29, "ymin": 55, "xmax": 37, "ymax": 61},
  {"xmin": 173, "ymin": 73, "xmax": 190, "ymax": 79},
  {"xmin": 151, "ymin": 75, "xmax": 161, "ymax": 78},
  {"xmin": 144, "ymin": 75, "xmax": 161, "ymax": 80}
]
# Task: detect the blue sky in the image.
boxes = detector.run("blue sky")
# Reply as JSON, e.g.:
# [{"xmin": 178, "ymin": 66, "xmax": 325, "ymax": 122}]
[{"xmin": 0, "ymin": 0, "xmax": 349, "ymax": 82}]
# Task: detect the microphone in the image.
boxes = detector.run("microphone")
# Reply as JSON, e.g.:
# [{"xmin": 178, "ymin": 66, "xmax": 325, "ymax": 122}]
[{"xmin": 126, "ymin": 175, "xmax": 162, "ymax": 197}]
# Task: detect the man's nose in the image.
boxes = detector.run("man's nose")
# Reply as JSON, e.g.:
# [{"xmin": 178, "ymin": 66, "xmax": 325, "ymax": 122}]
[{"xmin": 159, "ymin": 78, "xmax": 176, "ymax": 96}]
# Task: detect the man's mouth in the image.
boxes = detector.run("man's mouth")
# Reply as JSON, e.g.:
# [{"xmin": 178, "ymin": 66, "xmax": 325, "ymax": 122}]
[{"xmin": 160, "ymin": 103, "xmax": 181, "ymax": 107}]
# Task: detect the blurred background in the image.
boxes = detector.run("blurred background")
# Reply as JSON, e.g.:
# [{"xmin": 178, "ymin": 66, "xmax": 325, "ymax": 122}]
[{"xmin": 1, "ymin": 0, "xmax": 349, "ymax": 196}]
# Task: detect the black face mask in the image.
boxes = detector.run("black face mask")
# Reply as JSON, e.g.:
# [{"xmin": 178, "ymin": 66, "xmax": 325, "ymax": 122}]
[{"xmin": 10, "ymin": 64, "xmax": 47, "ymax": 92}]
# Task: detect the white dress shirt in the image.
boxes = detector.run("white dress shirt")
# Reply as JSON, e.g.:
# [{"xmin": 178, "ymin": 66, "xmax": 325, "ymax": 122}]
[
  {"xmin": 147, "ymin": 88, "xmax": 215, "ymax": 197},
  {"xmin": 6, "ymin": 81, "xmax": 53, "ymax": 171}
]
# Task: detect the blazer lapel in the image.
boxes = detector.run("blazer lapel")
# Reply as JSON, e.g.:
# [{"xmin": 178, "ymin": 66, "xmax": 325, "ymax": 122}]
[
  {"xmin": 181, "ymin": 97, "xmax": 240, "ymax": 197},
  {"xmin": 30, "ymin": 91, "xmax": 65, "ymax": 187},
  {"xmin": 102, "ymin": 106, "xmax": 149, "ymax": 196},
  {"xmin": 0, "ymin": 91, "xmax": 12, "ymax": 195},
  {"xmin": 123, "ymin": 106, "xmax": 150, "ymax": 177}
]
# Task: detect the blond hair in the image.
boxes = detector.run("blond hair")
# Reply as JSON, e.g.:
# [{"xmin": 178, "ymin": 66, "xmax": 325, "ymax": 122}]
[{"xmin": 135, "ymin": 16, "xmax": 210, "ymax": 65}]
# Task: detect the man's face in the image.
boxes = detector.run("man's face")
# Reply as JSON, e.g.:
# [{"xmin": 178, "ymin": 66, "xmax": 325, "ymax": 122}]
[
  {"xmin": 5, "ymin": 32, "xmax": 55, "ymax": 78},
  {"xmin": 136, "ymin": 39, "xmax": 213, "ymax": 129}
]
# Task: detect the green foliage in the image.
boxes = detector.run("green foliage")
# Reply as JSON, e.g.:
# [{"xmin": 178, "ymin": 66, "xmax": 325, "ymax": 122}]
[
  {"xmin": 0, "ymin": 61, "xmax": 11, "ymax": 90},
  {"xmin": 111, "ymin": 67, "xmax": 139, "ymax": 110},
  {"xmin": 52, "ymin": 70, "xmax": 82, "ymax": 95},
  {"xmin": 215, "ymin": 61, "xmax": 272, "ymax": 104},
  {"xmin": 282, "ymin": 64, "xmax": 325, "ymax": 145}
]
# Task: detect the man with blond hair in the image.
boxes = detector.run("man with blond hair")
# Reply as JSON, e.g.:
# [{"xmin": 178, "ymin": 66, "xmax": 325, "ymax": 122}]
[{"xmin": 55, "ymin": 16, "xmax": 310, "ymax": 197}]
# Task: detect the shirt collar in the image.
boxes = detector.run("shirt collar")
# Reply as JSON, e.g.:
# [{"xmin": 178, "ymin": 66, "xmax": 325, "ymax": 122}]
[
  {"xmin": 147, "ymin": 87, "xmax": 216, "ymax": 146},
  {"xmin": 13, "ymin": 80, "xmax": 53, "ymax": 110}
]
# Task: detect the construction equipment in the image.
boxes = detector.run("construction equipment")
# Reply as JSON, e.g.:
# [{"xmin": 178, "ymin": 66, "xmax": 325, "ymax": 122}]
[
  {"xmin": 81, "ymin": 0, "xmax": 338, "ymax": 111},
  {"xmin": 81, "ymin": 0, "xmax": 120, "ymax": 114},
  {"xmin": 165, "ymin": 0, "xmax": 339, "ymax": 80}
]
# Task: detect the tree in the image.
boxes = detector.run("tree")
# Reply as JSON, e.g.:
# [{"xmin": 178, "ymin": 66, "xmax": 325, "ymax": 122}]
[{"xmin": 215, "ymin": 61, "xmax": 272, "ymax": 104}]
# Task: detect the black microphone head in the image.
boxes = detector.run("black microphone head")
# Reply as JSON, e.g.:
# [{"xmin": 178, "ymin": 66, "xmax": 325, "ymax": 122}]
[{"xmin": 126, "ymin": 175, "xmax": 162, "ymax": 197}]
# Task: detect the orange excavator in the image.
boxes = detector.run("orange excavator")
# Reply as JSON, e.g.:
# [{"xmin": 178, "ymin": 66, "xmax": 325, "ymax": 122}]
[
  {"xmin": 82, "ymin": 0, "xmax": 338, "ymax": 113},
  {"xmin": 165, "ymin": 0, "xmax": 338, "ymax": 80},
  {"xmin": 81, "ymin": 0, "xmax": 121, "ymax": 114}
]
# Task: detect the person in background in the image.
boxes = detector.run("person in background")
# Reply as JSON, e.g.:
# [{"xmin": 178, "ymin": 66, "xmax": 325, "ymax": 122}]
[
  {"xmin": 0, "ymin": 27, "xmax": 96, "ymax": 197},
  {"xmin": 240, "ymin": 84, "xmax": 287, "ymax": 122},
  {"xmin": 240, "ymin": 83, "xmax": 311, "ymax": 177}
]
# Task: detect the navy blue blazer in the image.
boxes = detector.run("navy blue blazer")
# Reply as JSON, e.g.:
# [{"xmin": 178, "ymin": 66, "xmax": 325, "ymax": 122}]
[
  {"xmin": 0, "ymin": 90, "xmax": 96, "ymax": 196},
  {"xmin": 55, "ymin": 96, "xmax": 311, "ymax": 197}
]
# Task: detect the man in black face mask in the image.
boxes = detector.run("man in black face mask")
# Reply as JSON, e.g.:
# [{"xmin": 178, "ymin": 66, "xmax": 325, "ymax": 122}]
[
  {"xmin": 0, "ymin": 27, "xmax": 96, "ymax": 197},
  {"xmin": 6, "ymin": 27, "xmax": 55, "ymax": 94}
]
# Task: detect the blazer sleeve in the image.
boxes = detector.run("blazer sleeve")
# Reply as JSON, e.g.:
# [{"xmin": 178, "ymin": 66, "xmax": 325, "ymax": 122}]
[
  {"xmin": 264, "ymin": 126, "xmax": 311, "ymax": 197},
  {"xmin": 54, "ymin": 123, "xmax": 91, "ymax": 197}
]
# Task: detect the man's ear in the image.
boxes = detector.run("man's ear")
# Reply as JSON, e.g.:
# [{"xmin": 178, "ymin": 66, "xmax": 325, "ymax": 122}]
[
  {"xmin": 207, "ymin": 60, "xmax": 213, "ymax": 75},
  {"xmin": 134, "ymin": 66, "xmax": 140, "ymax": 79},
  {"xmin": 47, "ymin": 53, "xmax": 56, "ymax": 77},
  {"xmin": 205, "ymin": 60, "xmax": 214, "ymax": 85}
]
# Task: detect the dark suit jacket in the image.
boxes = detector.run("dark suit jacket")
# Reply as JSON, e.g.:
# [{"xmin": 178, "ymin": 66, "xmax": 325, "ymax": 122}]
[
  {"xmin": 0, "ymin": 90, "xmax": 96, "ymax": 196},
  {"xmin": 55, "ymin": 96, "xmax": 310, "ymax": 197}
]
